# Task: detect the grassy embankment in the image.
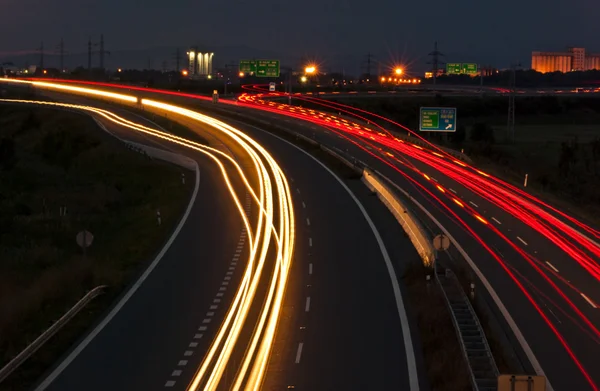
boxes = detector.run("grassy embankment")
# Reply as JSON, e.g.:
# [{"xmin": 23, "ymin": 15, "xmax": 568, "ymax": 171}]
[{"xmin": 0, "ymin": 105, "xmax": 191, "ymax": 390}]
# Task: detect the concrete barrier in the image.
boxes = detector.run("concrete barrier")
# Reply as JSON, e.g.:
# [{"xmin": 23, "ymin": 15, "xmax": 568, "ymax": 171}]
[
  {"xmin": 361, "ymin": 168, "xmax": 435, "ymax": 266},
  {"xmin": 126, "ymin": 141, "xmax": 197, "ymax": 171}
]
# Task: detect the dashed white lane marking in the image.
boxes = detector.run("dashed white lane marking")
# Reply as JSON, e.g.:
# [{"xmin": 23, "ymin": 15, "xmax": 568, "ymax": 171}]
[
  {"xmin": 492, "ymin": 217, "xmax": 502, "ymax": 225},
  {"xmin": 302, "ymin": 202, "xmax": 306, "ymax": 208},
  {"xmin": 305, "ymin": 297, "xmax": 311, "ymax": 312},
  {"xmin": 309, "ymin": 238, "xmax": 313, "ymax": 247},
  {"xmin": 431, "ymin": 177, "xmax": 438, "ymax": 182},
  {"xmin": 469, "ymin": 201, "xmax": 479, "ymax": 208},
  {"xmin": 296, "ymin": 188, "xmax": 301, "ymax": 194},
  {"xmin": 546, "ymin": 262, "xmax": 559, "ymax": 273},
  {"xmin": 581, "ymin": 293, "xmax": 598, "ymax": 308},
  {"xmin": 306, "ymin": 218, "xmax": 311, "ymax": 226},
  {"xmin": 309, "ymin": 263, "xmax": 313, "ymax": 275},
  {"xmin": 165, "ymin": 224, "xmax": 246, "ymax": 388},
  {"xmin": 449, "ymin": 188, "xmax": 457, "ymax": 194},
  {"xmin": 295, "ymin": 343, "xmax": 304, "ymax": 363},
  {"xmin": 517, "ymin": 236, "xmax": 528, "ymax": 246}
]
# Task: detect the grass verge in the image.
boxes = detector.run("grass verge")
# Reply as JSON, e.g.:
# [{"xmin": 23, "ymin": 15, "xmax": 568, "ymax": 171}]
[
  {"xmin": 403, "ymin": 261, "xmax": 471, "ymax": 391},
  {"xmin": 0, "ymin": 105, "xmax": 191, "ymax": 390}
]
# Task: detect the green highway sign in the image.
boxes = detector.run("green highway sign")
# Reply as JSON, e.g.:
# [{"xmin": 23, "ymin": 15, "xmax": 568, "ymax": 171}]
[
  {"xmin": 461, "ymin": 63, "xmax": 478, "ymax": 74},
  {"xmin": 239, "ymin": 60, "xmax": 280, "ymax": 77},
  {"xmin": 446, "ymin": 63, "xmax": 462, "ymax": 74},
  {"xmin": 419, "ymin": 107, "xmax": 457, "ymax": 132},
  {"xmin": 257, "ymin": 60, "xmax": 280, "ymax": 77},
  {"xmin": 239, "ymin": 60, "xmax": 257, "ymax": 74}
]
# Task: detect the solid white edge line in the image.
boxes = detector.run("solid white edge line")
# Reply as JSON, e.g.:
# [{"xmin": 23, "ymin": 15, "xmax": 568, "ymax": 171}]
[
  {"xmin": 241, "ymin": 125, "xmax": 420, "ymax": 391},
  {"xmin": 34, "ymin": 161, "xmax": 201, "ymax": 391},
  {"xmin": 375, "ymin": 170, "xmax": 552, "ymax": 391},
  {"xmin": 295, "ymin": 343, "xmax": 304, "ymax": 364},
  {"xmin": 545, "ymin": 261, "xmax": 559, "ymax": 273}
]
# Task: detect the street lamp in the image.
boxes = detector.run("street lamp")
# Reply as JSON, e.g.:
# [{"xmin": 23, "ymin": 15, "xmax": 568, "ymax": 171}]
[
  {"xmin": 300, "ymin": 76, "xmax": 308, "ymax": 83},
  {"xmin": 305, "ymin": 65, "xmax": 316, "ymax": 74},
  {"xmin": 395, "ymin": 67, "xmax": 403, "ymax": 75}
]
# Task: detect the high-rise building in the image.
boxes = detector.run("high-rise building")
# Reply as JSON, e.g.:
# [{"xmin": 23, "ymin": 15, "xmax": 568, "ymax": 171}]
[
  {"xmin": 532, "ymin": 47, "xmax": 600, "ymax": 73},
  {"xmin": 187, "ymin": 47, "xmax": 214, "ymax": 78}
]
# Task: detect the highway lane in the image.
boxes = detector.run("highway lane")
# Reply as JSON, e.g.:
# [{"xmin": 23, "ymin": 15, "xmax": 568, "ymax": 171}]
[
  {"xmin": 25, "ymin": 103, "xmax": 252, "ymax": 391},
  {"xmin": 218, "ymin": 118, "xmax": 422, "ymax": 390},
  {"xmin": 77, "ymin": 93, "xmax": 423, "ymax": 390},
  {"xmin": 20, "ymin": 79, "xmax": 599, "ymax": 389},
  {"xmin": 183, "ymin": 103, "xmax": 599, "ymax": 391},
  {"xmin": 279, "ymin": 113, "xmax": 600, "ymax": 390}
]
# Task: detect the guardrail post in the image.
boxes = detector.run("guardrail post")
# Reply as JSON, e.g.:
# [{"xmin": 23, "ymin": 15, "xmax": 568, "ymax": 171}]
[{"xmin": 181, "ymin": 173, "xmax": 186, "ymax": 185}]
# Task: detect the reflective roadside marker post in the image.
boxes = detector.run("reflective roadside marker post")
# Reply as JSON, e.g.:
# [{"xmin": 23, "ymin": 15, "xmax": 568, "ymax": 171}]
[
  {"xmin": 157, "ymin": 209, "xmax": 161, "ymax": 226},
  {"xmin": 524, "ymin": 173, "xmax": 528, "ymax": 187},
  {"xmin": 181, "ymin": 173, "xmax": 185, "ymax": 185},
  {"xmin": 76, "ymin": 230, "xmax": 94, "ymax": 262}
]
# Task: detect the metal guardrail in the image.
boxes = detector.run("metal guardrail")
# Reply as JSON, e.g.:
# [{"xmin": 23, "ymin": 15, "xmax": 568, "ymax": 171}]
[
  {"xmin": 0, "ymin": 285, "xmax": 107, "ymax": 384},
  {"xmin": 362, "ymin": 168, "xmax": 435, "ymax": 266},
  {"xmin": 435, "ymin": 264, "xmax": 499, "ymax": 391}
]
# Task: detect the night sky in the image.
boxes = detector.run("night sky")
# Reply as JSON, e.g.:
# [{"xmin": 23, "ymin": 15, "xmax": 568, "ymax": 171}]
[{"xmin": 1, "ymin": 0, "xmax": 599, "ymax": 72}]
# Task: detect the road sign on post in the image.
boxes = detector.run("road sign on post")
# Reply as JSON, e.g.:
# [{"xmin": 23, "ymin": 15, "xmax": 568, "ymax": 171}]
[
  {"xmin": 257, "ymin": 60, "xmax": 280, "ymax": 77},
  {"xmin": 239, "ymin": 60, "xmax": 257, "ymax": 74},
  {"xmin": 462, "ymin": 63, "xmax": 478, "ymax": 74},
  {"xmin": 269, "ymin": 82, "xmax": 276, "ymax": 92},
  {"xmin": 420, "ymin": 107, "xmax": 457, "ymax": 132},
  {"xmin": 446, "ymin": 63, "xmax": 462, "ymax": 74}
]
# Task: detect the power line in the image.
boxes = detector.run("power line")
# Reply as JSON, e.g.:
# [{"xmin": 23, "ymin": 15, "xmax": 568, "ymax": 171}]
[
  {"xmin": 173, "ymin": 48, "xmax": 181, "ymax": 72},
  {"xmin": 427, "ymin": 41, "xmax": 445, "ymax": 85},
  {"xmin": 507, "ymin": 62, "xmax": 521, "ymax": 143},
  {"xmin": 37, "ymin": 41, "xmax": 44, "ymax": 70}
]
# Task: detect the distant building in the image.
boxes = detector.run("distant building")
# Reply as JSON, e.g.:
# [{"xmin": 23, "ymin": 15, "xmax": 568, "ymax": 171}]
[
  {"xmin": 187, "ymin": 47, "xmax": 214, "ymax": 79},
  {"xmin": 531, "ymin": 47, "xmax": 600, "ymax": 73}
]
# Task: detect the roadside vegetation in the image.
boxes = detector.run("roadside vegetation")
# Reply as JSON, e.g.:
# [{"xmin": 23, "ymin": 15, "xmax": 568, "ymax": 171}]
[{"xmin": 0, "ymin": 104, "xmax": 191, "ymax": 390}]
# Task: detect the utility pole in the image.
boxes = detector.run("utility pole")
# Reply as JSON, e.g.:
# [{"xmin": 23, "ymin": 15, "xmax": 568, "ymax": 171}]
[
  {"xmin": 427, "ymin": 41, "xmax": 444, "ymax": 86},
  {"xmin": 173, "ymin": 48, "xmax": 181, "ymax": 72},
  {"xmin": 37, "ymin": 41, "xmax": 44, "ymax": 70},
  {"xmin": 507, "ymin": 63, "xmax": 519, "ymax": 143},
  {"xmin": 222, "ymin": 62, "xmax": 237, "ymax": 95},
  {"xmin": 97, "ymin": 34, "xmax": 111, "ymax": 70},
  {"xmin": 87, "ymin": 37, "xmax": 92, "ymax": 70},
  {"xmin": 362, "ymin": 53, "xmax": 375, "ymax": 80},
  {"xmin": 56, "ymin": 38, "xmax": 65, "ymax": 72}
]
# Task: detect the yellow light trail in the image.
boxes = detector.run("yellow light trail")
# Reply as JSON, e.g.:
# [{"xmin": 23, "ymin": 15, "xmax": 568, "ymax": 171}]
[{"xmin": 0, "ymin": 81, "xmax": 296, "ymax": 391}]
